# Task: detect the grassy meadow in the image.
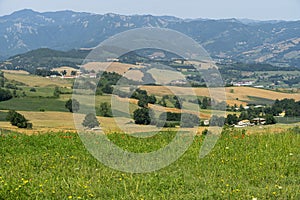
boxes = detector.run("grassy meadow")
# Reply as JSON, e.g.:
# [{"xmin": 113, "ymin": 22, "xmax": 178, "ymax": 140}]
[
  {"xmin": 0, "ymin": 129, "xmax": 299, "ymax": 199},
  {"xmin": 0, "ymin": 71, "xmax": 300, "ymax": 199}
]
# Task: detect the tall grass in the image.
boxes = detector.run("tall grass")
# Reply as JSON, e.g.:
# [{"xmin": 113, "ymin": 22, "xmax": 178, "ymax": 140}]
[{"xmin": 0, "ymin": 129, "xmax": 299, "ymax": 199}]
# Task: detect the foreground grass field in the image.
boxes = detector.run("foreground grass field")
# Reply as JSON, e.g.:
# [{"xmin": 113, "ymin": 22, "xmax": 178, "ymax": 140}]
[{"xmin": 0, "ymin": 129, "xmax": 299, "ymax": 199}]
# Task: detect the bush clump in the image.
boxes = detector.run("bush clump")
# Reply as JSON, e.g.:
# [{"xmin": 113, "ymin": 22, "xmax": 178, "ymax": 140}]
[{"xmin": 6, "ymin": 110, "xmax": 32, "ymax": 128}]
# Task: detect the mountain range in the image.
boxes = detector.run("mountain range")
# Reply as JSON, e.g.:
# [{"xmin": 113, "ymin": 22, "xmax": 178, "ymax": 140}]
[{"xmin": 0, "ymin": 9, "xmax": 299, "ymax": 67}]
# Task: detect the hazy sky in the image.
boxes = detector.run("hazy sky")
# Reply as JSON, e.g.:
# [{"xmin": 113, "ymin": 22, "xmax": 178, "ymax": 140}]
[{"xmin": 0, "ymin": 0, "xmax": 300, "ymax": 20}]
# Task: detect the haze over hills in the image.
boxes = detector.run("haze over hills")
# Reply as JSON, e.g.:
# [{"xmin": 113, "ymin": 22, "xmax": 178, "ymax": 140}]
[{"xmin": 0, "ymin": 9, "xmax": 299, "ymax": 67}]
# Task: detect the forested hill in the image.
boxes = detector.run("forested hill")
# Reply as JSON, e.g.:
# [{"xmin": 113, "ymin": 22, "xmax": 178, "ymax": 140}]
[
  {"xmin": 0, "ymin": 9, "xmax": 299, "ymax": 67},
  {"xmin": 0, "ymin": 48, "xmax": 90, "ymax": 73}
]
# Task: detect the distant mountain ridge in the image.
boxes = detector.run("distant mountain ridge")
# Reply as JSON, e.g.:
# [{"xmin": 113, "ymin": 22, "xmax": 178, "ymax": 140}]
[{"xmin": 0, "ymin": 9, "xmax": 299, "ymax": 67}]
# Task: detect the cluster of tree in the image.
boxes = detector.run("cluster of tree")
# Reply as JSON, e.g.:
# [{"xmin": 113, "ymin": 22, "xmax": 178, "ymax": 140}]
[
  {"xmin": 240, "ymin": 106, "xmax": 277, "ymax": 124},
  {"xmin": 155, "ymin": 111, "xmax": 200, "ymax": 128},
  {"xmin": 209, "ymin": 115, "xmax": 225, "ymax": 127},
  {"xmin": 119, "ymin": 48, "xmax": 182, "ymax": 65},
  {"xmin": 158, "ymin": 95, "xmax": 181, "ymax": 109},
  {"xmin": 73, "ymin": 71, "xmax": 139, "ymax": 95},
  {"xmin": 132, "ymin": 89, "xmax": 157, "ymax": 125},
  {"xmin": 53, "ymin": 87, "xmax": 61, "ymax": 98},
  {"xmin": 0, "ymin": 88, "xmax": 13, "ymax": 101},
  {"xmin": 0, "ymin": 71, "xmax": 5, "ymax": 87},
  {"xmin": 35, "ymin": 69, "xmax": 61, "ymax": 77},
  {"xmin": 159, "ymin": 112, "xmax": 181, "ymax": 121},
  {"xmin": 188, "ymin": 97, "xmax": 225, "ymax": 110},
  {"xmin": 201, "ymin": 97, "xmax": 211, "ymax": 109},
  {"xmin": 238, "ymin": 108, "xmax": 264, "ymax": 121},
  {"xmin": 283, "ymin": 77, "xmax": 300, "ymax": 87},
  {"xmin": 186, "ymin": 74, "xmax": 206, "ymax": 86},
  {"xmin": 6, "ymin": 110, "xmax": 32, "ymax": 128},
  {"xmin": 179, "ymin": 113, "xmax": 200, "ymax": 128},
  {"xmin": 219, "ymin": 99, "xmax": 300, "ymax": 126},
  {"xmin": 131, "ymin": 91, "xmax": 198, "ymax": 127},
  {"xmin": 225, "ymin": 112, "xmax": 276, "ymax": 125},
  {"xmin": 96, "ymin": 72, "xmax": 139, "ymax": 95},
  {"xmin": 133, "ymin": 108, "xmax": 151, "ymax": 125},
  {"xmin": 225, "ymin": 114, "xmax": 239, "ymax": 125},
  {"xmin": 99, "ymin": 102, "xmax": 112, "ymax": 117},
  {"xmin": 131, "ymin": 89, "xmax": 157, "ymax": 108},
  {"xmin": 0, "ymin": 88, "xmax": 13, "ymax": 102},
  {"xmin": 226, "ymin": 98, "xmax": 300, "ymax": 122},
  {"xmin": 268, "ymin": 98, "xmax": 300, "ymax": 117},
  {"xmin": 133, "ymin": 109, "xmax": 199, "ymax": 128}
]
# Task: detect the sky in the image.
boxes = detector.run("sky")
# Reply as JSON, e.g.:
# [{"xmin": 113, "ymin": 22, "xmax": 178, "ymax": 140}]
[{"xmin": 0, "ymin": 0, "xmax": 300, "ymax": 20}]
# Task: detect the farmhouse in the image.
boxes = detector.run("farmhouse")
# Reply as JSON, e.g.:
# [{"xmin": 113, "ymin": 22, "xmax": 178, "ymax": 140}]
[
  {"xmin": 234, "ymin": 120, "xmax": 251, "ymax": 128},
  {"xmin": 203, "ymin": 120, "xmax": 210, "ymax": 126},
  {"xmin": 238, "ymin": 120, "xmax": 250, "ymax": 126},
  {"xmin": 278, "ymin": 111, "xmax": 286, "ymax": 117},
  {"xmin": 254, "ymin": 105, "xmax": 265, "ymax": 108},
  {"xmin": 232, "ymin": 81, "xmax": 254, "ymax": 86},
  {"xmin": 106, "ymin": 58, "xmax": 120, "ymax": 62},
  {"xmin": 170, "ymin": 79, "xmax": 188, "ymax": 86},
  {"xmin": 252, "ymin": 118, "xmax": 266, "ymax": 125}
]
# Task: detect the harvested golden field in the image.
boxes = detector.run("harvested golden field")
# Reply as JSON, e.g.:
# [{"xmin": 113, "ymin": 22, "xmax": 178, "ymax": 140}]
[
  {"xmin": 123, "ymin": 70, "xmax": 144, "ymax": 82},
  {"xmin": 141, "ymin": 86, "xmax": 300, "ymax": 106},
  {"xmin": 1, "ymin": 109, "xmax": 297, "ymax": 136},
  {"xmin": 148, "ymin": 68, "xmax": 184, "ymax": 84},
  {"xmin": 82, "ymin": 62, "xmax": 143, "ymax": 75},
  {"xmin": 225, "ymin": 87, "xmax": 300, "ymax": 102},
  {"xmin": 0, "ymin": 111, "xmax": 76, "ymax": 134},
  {"xmin": 20, "ymin": 111, "xmax": 75, "ymax": 129},
  {"xmin": 116, "ymin": 96, "xmax": 212, "ymax": 119},
  {"xmin": 3, "ymin": 72, "xmax": 72, "ymax": 87}
]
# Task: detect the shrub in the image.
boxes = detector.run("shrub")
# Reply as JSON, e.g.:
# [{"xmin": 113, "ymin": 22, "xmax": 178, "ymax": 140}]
[
  {"xmin": 99, "ymin": 102, "xmax": 112, "ymax": 117},
  {"xmin": 101, "ymin": 84, "xmax": 113, "ymax": 94},
  {"xmin": 181, "ymin": 113, "xmax": 200, "ymax": 128},
  {"xmin": 5, "ymin": 83, "xmax": 17, "ymax": 90},
  {"xmin": 30, "ymin": 88, "xmax": 37, "ymax": 92},
  {"xmin": 265, "ymin": 114, "xmax": 276, "ymax": 125},
  {"xmin": 0, "ymin": 88, "xmax": 13, "ymax": 101},
  {"xmin": 202, "ymin": 129, "xmax": 209, "ymax": 135},
  {"xmin": 6, "ymin": 110, "xmax": 32, "ymax": 128},
  {"xmin": 133, "ymin": 108, "xmax": 150, "ymax": 125},
  {"xmin": 210, "ymin": 115, "xmax": 225, "ymax": 127},
  {"xmin": 82, "ymin": 113, "xmax": 99, "ymax": 129},
  {"xmin": 159, "ymin": 112, "xmax": 181, "ymax": 121},
  {"xmin": 53, "ymin": 86, "xmax": 60, "ymax": 98},
  {"xmin": 65, "ymin": 99, "xmax": 80, "ymax": 113}
]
